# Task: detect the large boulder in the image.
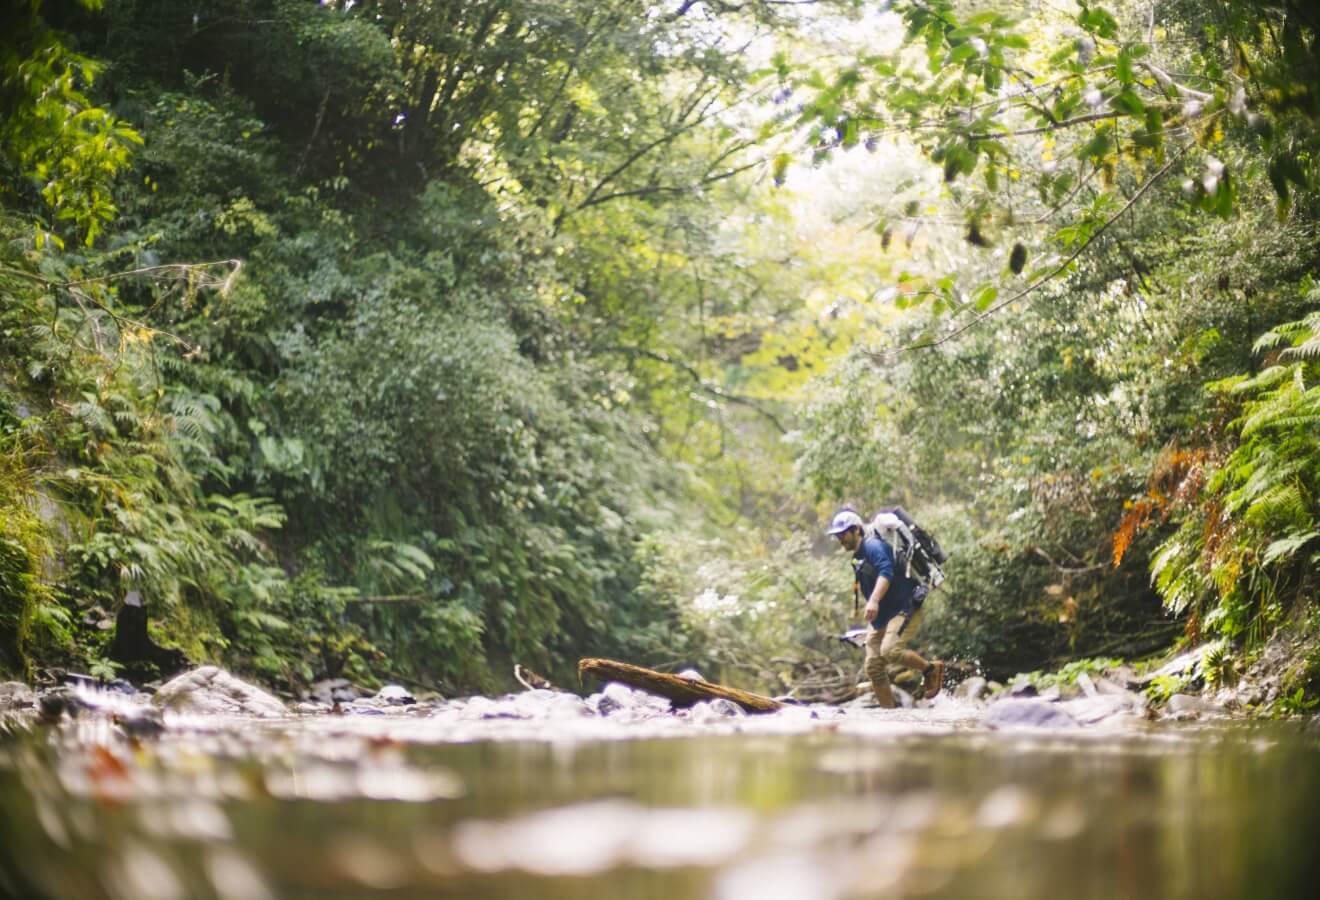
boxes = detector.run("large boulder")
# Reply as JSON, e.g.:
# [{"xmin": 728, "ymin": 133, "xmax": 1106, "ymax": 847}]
[{"xmin": 152, "ymin": 666, "xmax": 287, "ymax": 717}]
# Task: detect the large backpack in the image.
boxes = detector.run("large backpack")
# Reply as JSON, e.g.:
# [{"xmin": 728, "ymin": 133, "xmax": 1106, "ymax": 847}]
[{"xmin": 866, "ymin": 506, "xmax": 948, "ymax": 596}]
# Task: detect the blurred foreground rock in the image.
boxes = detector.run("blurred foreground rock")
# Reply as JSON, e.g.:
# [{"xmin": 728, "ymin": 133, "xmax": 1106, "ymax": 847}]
[
  {"xmin": 984, "ymin": 699, "xmax": 1079, "ymax": 729},
  {"xmin": 0, "ymin": 682, "xmax": 36, "ymax": 712},
  {"xmin": 153, "ymin": 666, "xmax": 287, "ymax": 717}
]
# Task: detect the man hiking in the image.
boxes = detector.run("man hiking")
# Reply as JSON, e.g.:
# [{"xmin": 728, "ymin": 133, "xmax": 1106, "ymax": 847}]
[{"xmin": 827, "ymin": 508, "xmax": 944, "ymax": 707}]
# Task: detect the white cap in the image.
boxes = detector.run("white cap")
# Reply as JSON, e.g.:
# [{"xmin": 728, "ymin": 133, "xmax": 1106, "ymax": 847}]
[{"xmin": 826, "ymin": 510, "xmax": 864, "ymax": 535}]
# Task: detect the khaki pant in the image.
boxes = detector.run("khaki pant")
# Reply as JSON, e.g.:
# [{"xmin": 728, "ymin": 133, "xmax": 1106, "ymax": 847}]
[{"xmin": 863, "ymin": 607, "xmax": 924, "ymax": 691}]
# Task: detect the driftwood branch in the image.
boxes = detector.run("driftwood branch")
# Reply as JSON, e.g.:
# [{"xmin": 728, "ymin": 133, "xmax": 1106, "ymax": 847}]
[{"xmin": 578, "ymin": 657, "xmax": 782, "ymax": 713}]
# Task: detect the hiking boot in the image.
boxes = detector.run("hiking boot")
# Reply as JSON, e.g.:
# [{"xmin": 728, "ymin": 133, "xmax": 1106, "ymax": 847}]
[{"xmin": 922, "ymin": 661, "xmax": 945, "ymax": 700}]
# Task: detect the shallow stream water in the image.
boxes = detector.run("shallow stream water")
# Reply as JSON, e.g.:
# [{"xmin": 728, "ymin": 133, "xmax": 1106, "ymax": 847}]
[{"xmin": 2, "ymin": 696, "xmax": 1317, "ymax": 900}]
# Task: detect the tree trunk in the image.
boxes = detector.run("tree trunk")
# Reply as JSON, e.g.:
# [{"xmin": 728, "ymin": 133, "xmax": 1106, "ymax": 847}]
[{"xmin": 578, "ymin": 657, "xmax": 782, "ymax": 713}]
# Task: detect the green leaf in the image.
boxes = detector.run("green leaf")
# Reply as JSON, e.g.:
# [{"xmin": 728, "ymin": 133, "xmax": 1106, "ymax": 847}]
[
  {"xmin": 1111, "ymin": 89, "xmax": 1144, "ymax": 116},
  {"xmin": 1079, "ymin": 129, "xmax": 1114, "ymax": 161},
  {"xmin": 1116, "ymin": 49, "xmax": 1134, "ymax": 84},
  {"xmin": 946, "ymin": 44, "xmax": 979, "ymax": 65},
  {"xmin": 972, "ymin": 284, "xmax": 999, "ymax": 310},
  {"xmin": 1078, "ymin": 6, "xmax": 1120, "ymax": 39}
]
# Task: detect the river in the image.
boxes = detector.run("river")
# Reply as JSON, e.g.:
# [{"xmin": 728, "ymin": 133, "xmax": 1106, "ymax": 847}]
[{"xmin": 2, "ymin": 692, "xmax": 1317, "ymax": 900}]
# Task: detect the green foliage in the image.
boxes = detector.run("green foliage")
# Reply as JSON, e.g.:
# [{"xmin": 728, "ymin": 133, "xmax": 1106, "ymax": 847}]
[
  {"xmin": 1150, "ymin": 300, "xmax": 1320, "ymax": 647},
  {"xmin": 1014, "ymin": 657, "xmax": 1124, "ymax": 691},
  {"xmin": 5, "ymin": 0, "xmax": 1318, "ymax": 707},
  {"xmin": 1273, "ymin": 687, "xmax": 1319, "ymax": 716},
  {"xmin": 0, "ymin": 442, "xmax": 71, "ymax": 678},
  {"xmin": 1, "ymin": 0, "xmax": 792, "ymax": 693},
  {"xmin": 1145, "ymin": 672, "xmax": 1191, "ymax": 703},
  {"xmin": 1, "ymin": 0, "xmax": 141, "ymax": 246}
]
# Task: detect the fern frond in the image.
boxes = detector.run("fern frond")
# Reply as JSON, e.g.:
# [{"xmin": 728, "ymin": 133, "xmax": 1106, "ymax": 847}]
[
  {"xmin": 1231, "ymin": 365, "xmax": 1290, "ymax": 395},
  {"xmin": 1280, "ymin": 337, "xmax": 1320, "ymax": 361}
]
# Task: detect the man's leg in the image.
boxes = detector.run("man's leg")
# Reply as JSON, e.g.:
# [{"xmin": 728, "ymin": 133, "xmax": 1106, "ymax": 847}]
[
  {"xmin": 880, "ymin": 609, "xmax": 945, "ymax": 700},
  {"xmin": 863, "ymin": 625, "xmax": 896, "ymax": 708}
]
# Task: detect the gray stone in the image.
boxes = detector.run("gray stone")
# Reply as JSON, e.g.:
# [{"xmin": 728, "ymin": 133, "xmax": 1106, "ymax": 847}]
[
  {"xmin": 0, "ymin": 682, "xmax": 36, "ymax": 712},
  {"xmin": 1092, "ymin": 676, "xmax": 1133, "ymax": 697},
  {"xmin": 1008, "ymin": 680, "xmax": 1039, "ymax": 698},
  {"xmin": 376, "ymin": 684, "xmax": 416, "ymax": 706},
  {"xmin": 113, "ymin": 705, "xmax": 166, "ymax": 739},
  {"xmin": 510, "ymin": 689, "xmax": 592, "ymax": 719},
  {"xmin": 589, "ymin": 682, "xmax": 671, "ymax": 718},
  {"xmin": 1075, "ymin": 672, "xmax": 1098, "ymax": 699},
  {"xmin": 1164, "ymin": 693, "xmax": 1226, "ymax": 719},
  {"xmin": 1062, "ymin": 694, "xmax": 1145, "ymax": 725},
  {"xmin": 676, "ymin": 668, "xmax": 706, "ymax": 682},
  {"xmin": 983, "ymin": 699, "xmax": 1079, "ymax": 729},
  {"xmin": 306, "ymin": 678, "xmax": 361, "ymax": 704},
  {"xmin": 689, "ymin": 699, "xmax": 746, "ymax": 723},
  {"xmin": 1142, "ymin": 645, "xmax": 1213, "ymax": 688},
  {"xmin": 1103, "ymin": 665, "xmax": 1141, "ymax": 690},
  {"xmin": 1036, "ymin": 685, "xmax": 1062, "ymax": 702},
  {"xmin": 152, "ymin": 666, "xmax": 287, "ymax": 717},
  {"xmin": 953, "ymin": 676, "xmax": 989, "ymax": 702}
]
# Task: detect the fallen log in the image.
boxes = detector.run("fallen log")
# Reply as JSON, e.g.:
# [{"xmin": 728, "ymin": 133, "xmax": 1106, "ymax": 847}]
[{"xmin": 578, "ymin": 657, "xmax": 782, "ymax": 714}]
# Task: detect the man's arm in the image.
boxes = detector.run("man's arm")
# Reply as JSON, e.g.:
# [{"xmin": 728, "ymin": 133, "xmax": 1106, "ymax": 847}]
[
  {"xmin": 864, "ymin": 575, "xmax": 890, "ymax": 623},
  {"xmin": 862, "ymin": 538, "xmax": 895, "ymax": 623}
]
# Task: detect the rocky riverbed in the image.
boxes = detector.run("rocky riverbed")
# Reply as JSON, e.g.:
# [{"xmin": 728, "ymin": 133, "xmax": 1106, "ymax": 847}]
[{"xmin": 3, "ymin": 663, "xmax": 1319, "ymax": 900}]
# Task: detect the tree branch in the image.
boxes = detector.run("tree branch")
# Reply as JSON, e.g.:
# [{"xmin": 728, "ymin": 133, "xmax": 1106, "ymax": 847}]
[
  {"xmin": 576, "ymin": 158, "xmax": 761, "ymax": 210},
  {"xmin": 881, "ymin": 148, "xmax": 1188, "ymax": 356},
  {"xmin": 599, "ymin": 344, "xmax": 788, "ymax": 433}
]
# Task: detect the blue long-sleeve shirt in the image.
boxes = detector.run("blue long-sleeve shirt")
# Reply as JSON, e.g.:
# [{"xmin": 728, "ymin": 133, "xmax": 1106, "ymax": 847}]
[{"xmin": 853, "ymin": 535, "xmax": 915, "ymax": 629}]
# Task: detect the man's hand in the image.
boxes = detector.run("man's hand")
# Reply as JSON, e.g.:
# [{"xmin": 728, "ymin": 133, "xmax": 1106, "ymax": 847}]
[{"xmin": 864, "ymin": 599, "xmax": 879, "ymax": 623}]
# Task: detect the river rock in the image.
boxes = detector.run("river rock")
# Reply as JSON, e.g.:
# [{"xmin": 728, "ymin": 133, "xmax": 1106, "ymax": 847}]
[
  {"xmin": 113, "ymin": 705, "xmax": 167, "ymax": 739},
  {"xmin": 153, "ymin": 666, "xmax": 287, "ymax": 717},
  {"xmin": 954, "ymin": 676, "xmax": 989, "ymax": 702},
  {"xmin": 1061, "ymin": 694, "xmax": 1145, "ymax": 725},
  {"xmin": 1141, "ymin": 646, "xmax": 1212, "ymax": 690},
  {"xmin": 306, "ymin": 678, "xmax": 361, "ymax": 704},
  {"xmin": 589, "ymin": 682, "xmax": 672, "ymax": 718},
  {"xmin": 1162, "ymin": 693, "xmax": 1227, "ymax": 720},
  {"xmin": 1007, "ymin": 680, "xmax": 1039, "ymax": 698},
  {"xmin": 689, "ymin": 699, "xmax": 747, "ymax": 723},
  {"xmin": 510, "ymin": 689, "xmax": 591, "ymax": 719},
  {"xmin": 983, "ymin": 699, "xmax": 1078, "ymax": 729},
  {"xmin": 375, "ymin": 684, "xmax": 416, "ymax": 706},
  {"xmin": 1092, "ymin": 676, "xmax": 1133, "ymax": 697},
  {"xmin": 0, "ymin": 682, "xmax": 36, "ymax": 712}
]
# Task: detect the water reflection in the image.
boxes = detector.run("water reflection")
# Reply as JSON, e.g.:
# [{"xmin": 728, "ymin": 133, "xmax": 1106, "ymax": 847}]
[{"xmin": 2, "ymin": 713, "xmax": 1318, "ymax": 899}]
